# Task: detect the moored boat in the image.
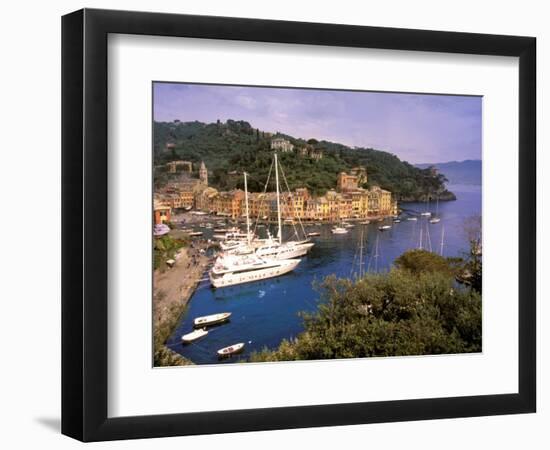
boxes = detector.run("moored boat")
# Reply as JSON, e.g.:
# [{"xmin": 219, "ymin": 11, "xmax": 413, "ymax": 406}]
[
  {"xmin": 217, "ymin": 342, "xmax": 245, "ymax": 357},
  {"xmin": 181, "ymin": 328, "xmax": 208, "ymax": 343},
  {"xmin": 406, "ymin": 217, "xmax": 418, "ymax": 221},
  {"xmin": 378, "ymin": 225, "xmax": 392, "ymax": 231},
  {"xmin": 209, "ymin": 255, "xmax": 300, "ymax": 288},
  {"xmin": 193, "ymin": 312, "xmax": 232, "ymax": 328},
  {"xmin": 307, "ymin": 231, "xmax": 321, "ymax": 237},
  {"xmin": 359, "ymin": 220, "xmax": 370, "ymax": 225},
  {"xmin": 429, "ymin": 217, "xmax": 441, "ymax": 224},
  {"xmin": 331, "ymin": 226, "xmax": 349, "ymax": 234}
]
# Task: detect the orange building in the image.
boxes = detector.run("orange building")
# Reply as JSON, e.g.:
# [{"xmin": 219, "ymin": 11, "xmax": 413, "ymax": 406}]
[
  {"xmin": 337, "ymin": 172, "xmax": 359, "ymax": 192},
  {"xmin": 153, "ymin": 201, "xmax": 171, "ymax": 225}
]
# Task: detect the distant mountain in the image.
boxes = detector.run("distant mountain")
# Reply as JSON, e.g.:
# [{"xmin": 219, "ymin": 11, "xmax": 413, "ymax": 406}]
[{"xmin": 416, "ymin": 160, "xmax": 481, "ymax": 185}]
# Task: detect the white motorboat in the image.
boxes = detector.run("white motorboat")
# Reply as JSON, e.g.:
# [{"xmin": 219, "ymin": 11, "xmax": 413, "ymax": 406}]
[
  {"xmin": 331, "ymin": 226, "xmax": 349, "ymax": 235},
  {"xmin": 378, "ymin": 225, "xmax": 392, "ymax": 231},
  {"xmin": 209, "ymin": 254, "xmax": 300, "ymax": 288},
  {"xmin": 188, "ymin": 231, "xmax": 203, "ymax": 237},
  {"xmin": 225, "ymin": 232, "xmax": 313, "ymax": 260},
  {"xmin": 420, "ymin": 212, "xmax": 432, "ymax": 217},
  {"xmin": 429, "ymin": 217, "xmax": 441, "ymax": 224},
  {"xmin": 255, "ymin": 240, "xmax": 313, "ymax": 259},
  {"xmin": 217, "ymin": 342, "xmax": 245, "ymax": 357},
  {"xmin": 181, "ymin": 328, "xmax": 208, "ymax": 343},
  {"xmin": 307, "ymin": 231, "xmax": 321, "ymax": 237},
  {"xmin": 359, "ymin": 220, "xmax": 370, "ymax": 225},
  {"xmin": 193, "ymin": 312, "xmax": 232, "ymax": 328},
  {"xmin": 393, "ymin": 219, "xmax": 401, "ymax": 223},
  {"xmin": 406, "ymin": 217, "xmax": 418, "ymax": 221},
  {"xmin": 343, "ymin": 222, "xmax": 355, "ymax": 228}
]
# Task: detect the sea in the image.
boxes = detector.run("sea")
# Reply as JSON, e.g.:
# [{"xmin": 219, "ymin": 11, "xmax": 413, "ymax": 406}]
[{"xmin": 166, "ymin": 184, "xmax": 481, "ymax": 365}]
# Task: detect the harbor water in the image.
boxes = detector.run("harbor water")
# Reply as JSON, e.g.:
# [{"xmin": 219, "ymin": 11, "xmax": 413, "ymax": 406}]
[{"xmin": 166, "ymin": 184, "xmax": 481, "ymax": 365}]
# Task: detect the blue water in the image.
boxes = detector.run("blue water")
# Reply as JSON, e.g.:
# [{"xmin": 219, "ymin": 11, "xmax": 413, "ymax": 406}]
[{"xmin": 167, "ymin": 184, "xmax": 481, "ymax": 364}]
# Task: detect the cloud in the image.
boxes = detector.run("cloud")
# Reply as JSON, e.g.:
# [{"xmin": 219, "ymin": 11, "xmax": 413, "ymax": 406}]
[{"xmin": 153, "ymin": 83, "xmax": 481, "ymax": 164}]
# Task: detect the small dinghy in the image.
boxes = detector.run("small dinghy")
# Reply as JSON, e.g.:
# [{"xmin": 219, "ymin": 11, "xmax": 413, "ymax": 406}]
[
  {"xmin": 217, "ymin": 342, "xmax": 245, "ymax": 358},
  {"xmin": 181, "ymin": 328, "xmax": 208, "ymax": 344},
  {"xmin": 193, "ymin": 312, "xmax": 231, "ymax": 328}
]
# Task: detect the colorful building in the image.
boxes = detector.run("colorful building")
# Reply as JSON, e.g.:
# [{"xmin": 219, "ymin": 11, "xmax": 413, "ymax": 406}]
[{"xmin": 153, "ymin": 200, "xmax": 171, "ymax": 225}]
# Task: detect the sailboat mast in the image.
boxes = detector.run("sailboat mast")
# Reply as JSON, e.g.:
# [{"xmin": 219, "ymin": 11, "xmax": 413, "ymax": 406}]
[
  {"xmin": 244, "ymin": 171, "xmax": 251, "ymax": 245},
  {"xmin": 274, "ymin": 152, "xmax": 282, "ymax": 245},
  {"xmin": 374, "ymin": 235, "xmax": 380, "ymax": 273},
  {"xmin": 359, "ymin": 227, "xmax": 364, "ymax": 278},
  {"xmin": 440, "ymin": 226, "xmax": 445, "ymax": 256}
]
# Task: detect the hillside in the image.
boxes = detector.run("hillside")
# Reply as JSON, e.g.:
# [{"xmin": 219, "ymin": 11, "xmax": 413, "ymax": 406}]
[
  {"xmin": 154, "ymin": 120, "xmax": 454, "ymax": 200},
  {"xmin": 416, "ymin": 160, "xmax": 481, "ymax": 185}
]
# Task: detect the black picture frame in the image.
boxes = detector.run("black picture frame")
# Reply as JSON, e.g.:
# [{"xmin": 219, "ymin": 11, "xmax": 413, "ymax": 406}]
[{"xmin": 62, "ymin": 8, "xmax": 536, "ymax": 442}]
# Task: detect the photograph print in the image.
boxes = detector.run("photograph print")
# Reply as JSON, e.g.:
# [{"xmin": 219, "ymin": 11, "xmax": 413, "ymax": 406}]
[{"xmin": 152, "ymin": 82, "xmax": 482, "ymax": 367}]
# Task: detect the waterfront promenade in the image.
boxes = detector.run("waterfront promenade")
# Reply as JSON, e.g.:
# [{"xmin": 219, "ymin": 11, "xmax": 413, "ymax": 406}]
[{"xmin": 153, "ymin": 239, "xmax": 210, "ymax": 365}]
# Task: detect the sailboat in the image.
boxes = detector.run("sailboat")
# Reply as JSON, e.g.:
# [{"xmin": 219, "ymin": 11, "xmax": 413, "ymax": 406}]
[
  {"xmin": 209, "ymin": 156, "xmax": 304, "ymax": 288},
  {"xmin": 420, "ymin": 195, "xmax": 432, "ymax": 216},
  {"xmin": 429, "ymin": 196, "xmax": 441, "ymax": 224},
  {"xmin": 331, "ymin": 223, "xmax": 349, "ymax": 234},
  {"xmin": 222, "ymin": 156, "xmax": 314, "ymax": 259}
]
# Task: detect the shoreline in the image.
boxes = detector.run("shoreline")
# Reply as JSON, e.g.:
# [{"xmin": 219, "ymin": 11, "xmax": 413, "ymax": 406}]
[{"xmin": 153, "ymin": 241, "xmax": 210, "ymax": 366}]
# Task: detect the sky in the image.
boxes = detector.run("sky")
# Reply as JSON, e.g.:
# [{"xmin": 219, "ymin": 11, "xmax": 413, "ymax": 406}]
[{"xmin": 153, "ymin": 83, "xmax": 482, "ymax": 164}]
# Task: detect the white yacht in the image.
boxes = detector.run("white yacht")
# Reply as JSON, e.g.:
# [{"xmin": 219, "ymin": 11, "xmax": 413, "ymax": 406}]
[
  {"xmin": 331, "ymin": 226, "xmax": 349, "ymax": 234},
  {"xmin": 225, "ymin": 231, "xmax": 313, "ymax": 259},
  {"xmin": 209, "ymin": 254, "xmax": 300, "ymax": 288},
  {"xmin": 219, "ymin": 155, "xmax": 314, "ymax": 261},
  {"xmin": 209, "ymin": 160, "xmax": 303, "ymax": 288}
]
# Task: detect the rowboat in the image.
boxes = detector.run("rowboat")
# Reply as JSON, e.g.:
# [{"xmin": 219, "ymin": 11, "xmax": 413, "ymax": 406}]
[
  {"xmin": 181, "ymin": 328, "xmax": 208, "ymax": 343},
  {"xmin": 193, "ymin": 312, "xmax": 231, "ymax": 328},
  {"xmin": 217, "ymin": 342, "xmax": 245, "ymax": 357}
]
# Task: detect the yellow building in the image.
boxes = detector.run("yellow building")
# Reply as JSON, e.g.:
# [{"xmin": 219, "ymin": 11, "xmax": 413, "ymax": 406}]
[{"xmin": 214, "ymin": 190, "xmax": 244, "ymax": 219}]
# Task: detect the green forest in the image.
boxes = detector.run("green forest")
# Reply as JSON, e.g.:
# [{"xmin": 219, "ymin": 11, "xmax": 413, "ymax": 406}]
[{"xmin": 154, "ymin": 119, "xmax": 454, "ymax": 200}]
